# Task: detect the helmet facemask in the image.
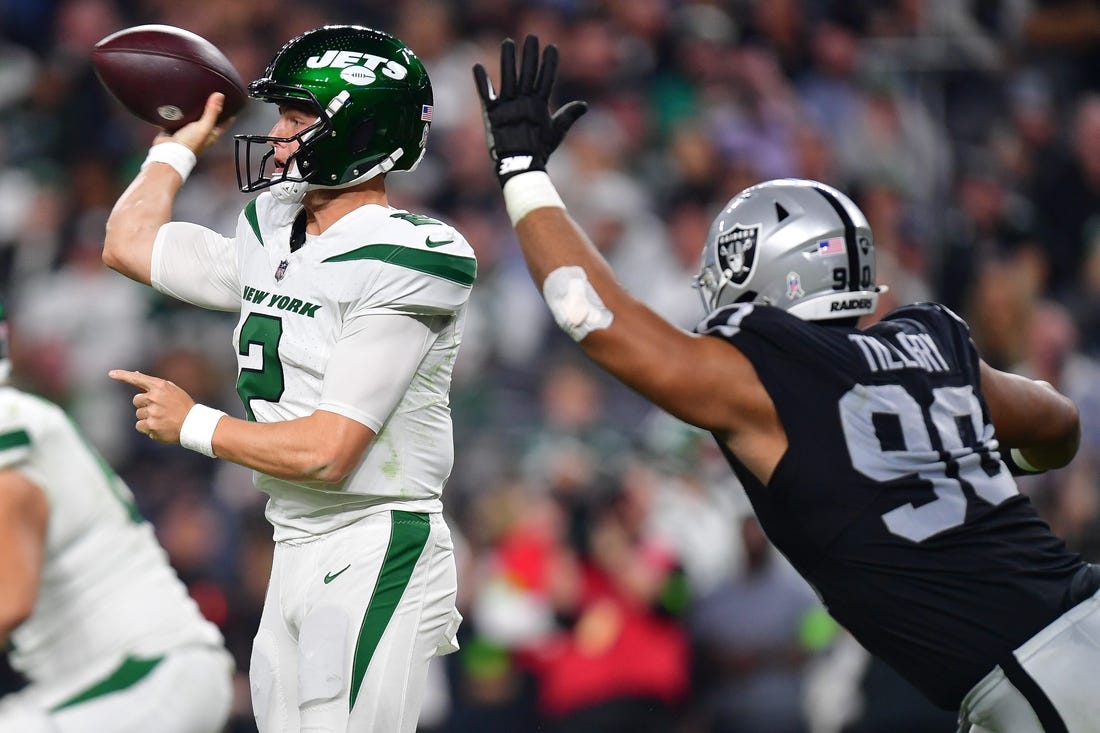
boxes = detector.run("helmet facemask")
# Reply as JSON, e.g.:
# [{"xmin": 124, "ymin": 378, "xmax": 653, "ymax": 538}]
[{"xmin": 236, "ymin": 87, "xmax": 353, "ymax": 203}]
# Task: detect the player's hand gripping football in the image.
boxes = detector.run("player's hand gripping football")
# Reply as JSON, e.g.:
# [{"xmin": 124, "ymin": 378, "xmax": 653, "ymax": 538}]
[
  {"xmin": 152, "ymin": 92, "xmax": 233, "ymax": 155},
  {"xmin": 473, "ymin": 35, "xmax": 588, "ymax": 187}
]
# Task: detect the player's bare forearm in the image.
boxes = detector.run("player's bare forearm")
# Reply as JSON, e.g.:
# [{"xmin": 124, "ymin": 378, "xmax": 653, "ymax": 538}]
[
  {"xmin": 478, "ymin": 36, "xmax": 760, "ymax": 435},
  {"xmin": 103, "ymin": 164, "xmax": 182, "ymax": 285},
  {"xmin": 103, "ymin": 94, "xmax": 226, "ymax": 285},
  {"xmin": 211, "ymin": 410, "xmax": 375, "ymax": 483},
  {"xmin": 981, "ymin": 361, "xmax": 1081, "ymax": 470},
  {"xmin": 513, "ymin": 207, "xmax": 619, "ymax": 302},
  {"xmin": 514, "ymin": 207, "xmax": 744, "ymax": 431},
  {"xmin": 111, "ymin": 368, "xmax": 374, "ymax": 483},
  {"xmin": 0, "ymin": 471, "xmax": 47, "ymax": 642}
]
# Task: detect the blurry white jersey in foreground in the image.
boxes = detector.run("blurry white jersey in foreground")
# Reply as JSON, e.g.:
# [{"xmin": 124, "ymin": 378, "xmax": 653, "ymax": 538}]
[{"xmin": 1, "ymin": 387, "xmax": 224, "ymax": 698}]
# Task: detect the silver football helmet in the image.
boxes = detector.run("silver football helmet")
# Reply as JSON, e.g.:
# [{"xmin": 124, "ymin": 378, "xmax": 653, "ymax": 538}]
[{"xmin": 694, "ymin": 178, "xmax": 884, "ymax": 321}]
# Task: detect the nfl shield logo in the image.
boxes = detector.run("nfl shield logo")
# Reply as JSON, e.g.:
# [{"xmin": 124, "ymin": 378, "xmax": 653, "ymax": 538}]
[
  {"xmin": 716, "ymin": 224, "xmax": 760, "ymax": 285},
  {"xmin": 275, "ymin": 259, "xmax": 289, "ymax": 282}
]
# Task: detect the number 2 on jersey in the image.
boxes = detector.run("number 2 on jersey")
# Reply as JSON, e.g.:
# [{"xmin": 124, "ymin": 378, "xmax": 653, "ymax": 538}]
[
  {"xmin": 839, "ymin": 384, "xmax": 1018, "ymax": 542},
  {"xmin": 237, "ymin": 313, "xmax": 285, "ymax": 421}
]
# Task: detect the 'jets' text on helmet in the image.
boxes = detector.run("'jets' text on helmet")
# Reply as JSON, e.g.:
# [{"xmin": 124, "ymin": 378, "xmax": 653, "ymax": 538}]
[
  {"xmin": 694, "ymin": 178, "xmax": 885, "ymax": 321},
  {"xmin": 235, "ymin": 25, "xmax": 433, "ymax": 203}
]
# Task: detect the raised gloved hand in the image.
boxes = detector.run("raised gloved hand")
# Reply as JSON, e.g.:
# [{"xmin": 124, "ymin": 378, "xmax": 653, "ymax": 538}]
[{"xmin": 473, "ymin": 35, "xmax": 588, "ymax": 188}]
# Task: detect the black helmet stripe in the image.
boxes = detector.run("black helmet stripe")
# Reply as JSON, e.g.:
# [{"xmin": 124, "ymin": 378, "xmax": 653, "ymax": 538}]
[{"xmin": 811, "ymin": 184, "xmax": 860, "ymax": 292}]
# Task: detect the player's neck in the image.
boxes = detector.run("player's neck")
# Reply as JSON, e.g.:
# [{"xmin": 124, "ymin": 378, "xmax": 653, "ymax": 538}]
[{"xmin": 303, "ymin": 179, "xmax": 388, "ymax": 234}]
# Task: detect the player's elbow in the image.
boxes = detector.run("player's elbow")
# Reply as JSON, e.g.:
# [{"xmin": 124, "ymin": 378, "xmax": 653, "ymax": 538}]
[
  {"xmin": 288, "ymin": 413, "xmax": 374, "ymax": 484},
  {"xmin": 0, "ymin": 595, "xmax": 35, "ymax": 640},
  {"xmin": 1015, "ymin": 392, "xmax": 1081, "ymax": 472},
  {"xmin": 1046, "ymin": 397, "xmax": 1081, "ymax": 468},
  {"xmin": 101, "ymin": 229, "xmax": 122, "ymax": 271},
  {"xmin": 102, "ymin": 220, "xmax": 133, "ymax": 274},
  {"xmin": 102, "ymin": 215, "xmax": 155, "ymax": 285},
  {"xmin": 311, "ymin": 458, "xmax": 353, "ymax": 484},
  {"xmin": 102, "ymin": 245, "xmax": 126, "ymax": 275},
  {"xmin": 304, "ymin": 445, "xmax": 363, "ymax": 484}
]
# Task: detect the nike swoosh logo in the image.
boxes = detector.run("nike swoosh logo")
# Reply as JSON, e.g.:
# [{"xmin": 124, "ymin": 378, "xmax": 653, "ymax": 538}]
[
  {"xmin": 324, "ymin": 564, "xmax": 351, "ymax": 584},
  {"xmin": 425, "ymin": 234, "xmax": 454, "ymax": 248}
]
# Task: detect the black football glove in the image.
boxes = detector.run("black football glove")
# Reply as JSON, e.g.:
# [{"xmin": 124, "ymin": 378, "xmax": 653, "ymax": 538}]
[{"xmin": 473, "ymin": 35, "xmax": 588, "ymax": 187}]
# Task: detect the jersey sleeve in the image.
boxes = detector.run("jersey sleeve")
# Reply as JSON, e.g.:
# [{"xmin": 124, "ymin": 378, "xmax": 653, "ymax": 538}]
[
  {"xmin": 882, "ymin": 302, "xmax": 976, "ymax": 354},
  {"xmin": 883, "ymin": 302, "xmax": 970, "ymax": 334},
  {"xmin": 317, "ymin": 312, "xmax": 437, "ymax": 430},
  {"xmin": 0, "ymin": 422, "xmax": 31, "ymax": 470},
  {"xmin": 150, "ymin": 221, "xmax": 241, "ymax": 311},
  {"xmin": 0, "ymin": 394, "xmax": 38, "ymax": 471}
]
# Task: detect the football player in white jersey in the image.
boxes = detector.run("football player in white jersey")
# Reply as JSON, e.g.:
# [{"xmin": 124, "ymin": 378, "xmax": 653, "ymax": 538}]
[
  {"xmin": 101, "ymin": 25, "xmax": 472, "ymax": 733},
  {"xmin": 0, "ymin": 305, "xmax": 233, "ymax": 733}
]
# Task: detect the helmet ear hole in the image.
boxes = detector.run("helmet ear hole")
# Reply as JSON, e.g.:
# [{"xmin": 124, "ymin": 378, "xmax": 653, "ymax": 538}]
[{"xmin": 349, "ymin": 117, "xmax": 377, "ymax": 159}]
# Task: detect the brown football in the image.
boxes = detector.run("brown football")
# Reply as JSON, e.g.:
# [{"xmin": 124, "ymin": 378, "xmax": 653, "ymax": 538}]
[{"xmin": 92, "ymin": 24, "xmax": 247, "ymax": 132}]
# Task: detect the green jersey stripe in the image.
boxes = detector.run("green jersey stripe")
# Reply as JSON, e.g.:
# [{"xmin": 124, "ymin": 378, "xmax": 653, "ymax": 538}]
[
  {"xmin": 323, "ymin": 244, "xmax": 476, "ymax": 287},
  {"xmin": 0, "ymin": 429, "xmax": 30, "ymax": 451},
  {"xmin": 50, "ymin": 656, "xmax": 164, "ymax": 711},
  {"xmin": 245, "ymin": 199, "xmax": 263, "ymax": 246},
  {"xmin": 349, "ymin": 511, "xmax": 430, "ymax": 711}
]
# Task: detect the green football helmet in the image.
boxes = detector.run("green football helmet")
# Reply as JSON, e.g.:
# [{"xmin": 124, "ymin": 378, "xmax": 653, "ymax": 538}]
[{"xmin": 235, "ymin": 25, "xmax": 433, "ymax": 203}]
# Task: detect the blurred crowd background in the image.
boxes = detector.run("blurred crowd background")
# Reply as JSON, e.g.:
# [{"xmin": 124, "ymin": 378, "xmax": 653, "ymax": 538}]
[{"xmin": 3, "ymin": 0, "xmax": 1100, "ymax": 731}]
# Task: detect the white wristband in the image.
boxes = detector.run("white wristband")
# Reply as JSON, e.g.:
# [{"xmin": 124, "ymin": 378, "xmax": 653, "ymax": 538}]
[
  {"xmin": 141, "ymin": 141, "xmax": 197, "ymax": 182},
  {"xmin": 502, "ymin": 171, "xmax": 565, "ymax": 226},
  {"xmin": 179, "ymin": 404, "xmax": 225, "ymax": 458},
  {"xmin": 1010, "ymin": 448, "xmax": 1041, "ymax": 473}
]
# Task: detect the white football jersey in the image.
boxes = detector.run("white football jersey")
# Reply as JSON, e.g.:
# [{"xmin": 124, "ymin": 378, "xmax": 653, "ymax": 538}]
[
  {"xmin": 151, "ymin": 193, "xmax": 476, "ymax": 540},
  {"xmin": 1, "ymin": 387, "xmax": 223, "ymax": 695}
]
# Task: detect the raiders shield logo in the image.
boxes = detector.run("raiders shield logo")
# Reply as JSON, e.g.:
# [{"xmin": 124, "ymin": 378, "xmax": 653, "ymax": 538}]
[{"xmin": 716, "ymin": 224, "xmax": 760, "ymax": 285}]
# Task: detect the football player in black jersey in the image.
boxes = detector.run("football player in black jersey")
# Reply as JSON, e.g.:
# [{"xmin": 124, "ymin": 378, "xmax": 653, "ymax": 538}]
[{"xmin": 475, "ymin": 36, "xmax": 1100, "ymax": 733}]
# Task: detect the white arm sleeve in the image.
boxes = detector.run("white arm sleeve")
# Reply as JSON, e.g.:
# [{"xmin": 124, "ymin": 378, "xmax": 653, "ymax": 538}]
[
  {"xmin": 317, "ymin": 312, "xmax": 437, "ymax": 431},
  {"xmin": 150, "ymin": 221, "xmax": 241, "ymax": 311}
]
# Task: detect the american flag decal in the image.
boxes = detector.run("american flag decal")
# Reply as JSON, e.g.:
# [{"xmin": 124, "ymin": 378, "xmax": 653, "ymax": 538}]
[
  {"xmin": 420, "ymin": 105, "xmax": 433, "ymax": 122},
  {"xmin": 817, "ymin": 237, "xmax": 846, "ymax": 255}
]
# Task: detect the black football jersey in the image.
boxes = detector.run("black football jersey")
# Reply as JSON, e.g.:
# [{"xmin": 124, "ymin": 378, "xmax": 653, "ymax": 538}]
[{"xmin": 697, "ymin": 302, "xmax": 1084, "ymax": 709}]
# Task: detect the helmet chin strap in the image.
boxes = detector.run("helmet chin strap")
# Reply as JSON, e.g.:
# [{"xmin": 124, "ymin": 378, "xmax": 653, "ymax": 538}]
[
  {"xmin": 335, "ymin": 147, "xmax": 402, "ymax": 187},
  {"xmin": 786, "ymin": 285, "xmax": 889, "ymax": 321},
  {"xmin": 271, "ymin": 160, "xmax": 310, "ymax": 203},
  {"xmin": 271, "ymin": 148, "xmax": 404, "ymax": 204}
]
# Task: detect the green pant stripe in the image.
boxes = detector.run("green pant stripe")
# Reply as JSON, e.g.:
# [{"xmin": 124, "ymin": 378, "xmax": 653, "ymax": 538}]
[
  {"xmin": 50, "ymin": 655, "xmax": 164, "ymax": 712},
  {"xmin": 349, "ymin": 511, "xmax": 430, "ymax": 711}
]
